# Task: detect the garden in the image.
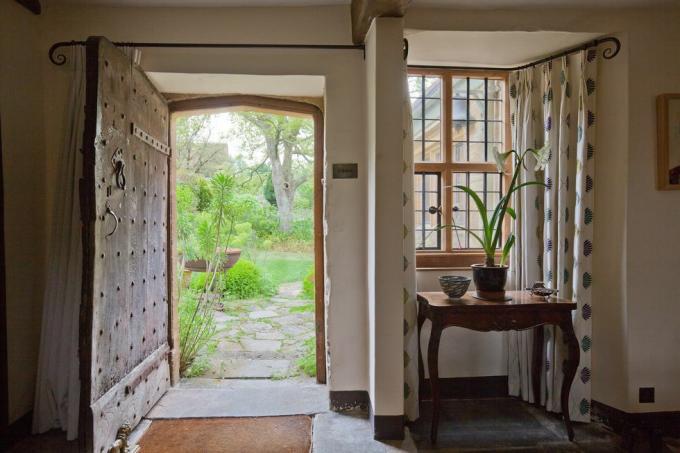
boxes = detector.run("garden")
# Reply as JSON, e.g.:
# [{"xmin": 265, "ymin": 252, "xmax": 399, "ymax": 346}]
[{"xmin": 175, "ymin": 111, "xmax": 317, "ymax": 381}]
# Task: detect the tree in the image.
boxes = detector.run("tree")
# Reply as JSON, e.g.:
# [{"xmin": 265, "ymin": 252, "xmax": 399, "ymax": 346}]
[
  {"xmin": 231, "ymin": 112, "xmax": 313, "ymax": 233},
  {"xmin": 175, "ymin": 115, "xmax": 230, "ymax": 179}
]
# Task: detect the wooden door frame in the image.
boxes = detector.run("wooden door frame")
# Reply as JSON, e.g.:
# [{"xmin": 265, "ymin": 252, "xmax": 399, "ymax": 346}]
[
  {"xmin": 167, "ymin": 95, "xmax": 326, "ymax": 384},
  {"xmin": 0, "ymin": 114, "xmax": 8, "ymax": 439}
]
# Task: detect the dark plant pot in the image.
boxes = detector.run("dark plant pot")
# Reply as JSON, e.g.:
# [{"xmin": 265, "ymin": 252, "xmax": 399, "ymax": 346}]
[{"xmin": 471, "ymin": 264, "xmax": 509, "ymax": 301}]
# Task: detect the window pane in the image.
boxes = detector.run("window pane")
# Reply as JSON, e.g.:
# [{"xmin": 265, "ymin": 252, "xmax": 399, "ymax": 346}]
[
  {"xmin": 452, "ymin": 193, "xmax": 467, "ymax": 211},
  {"xmin": 453, "ymin": 78, "xmax": 467, "ymax": 98},
  {"xmin": 469, "ymin": 100, "xmax": 485, "ymax": 121},
  {"xmin": 425, "ymin": 173, "xmax": 439, "ymax": 192},
  {"xmin": 469, "ymin": 78, "xmax": 485, "ymax": 99},
  {"xmin": 488, "ymin": 79, "xmax": 504, "ymax": 100},
  {"xmin": 469, "ymin": 173, "xmax": 484, "ymax": 192},
  {"xmin": 452, "ymin": 121, "xmax": 467, "ymax": 141},
  {"xmin": 488, "ymin": 122, "xmax": 503, "ymax": 143},
  {"xmin": 412, "ymin": 99, "xmax": 423, "ymax": 119},
  {"xmin": 469, "ymin": 121, "xmax": 484, "ymax": 141},
  {"xmin": 469, "ymin": 212, "xmax": 484, "ymax": 230},
  {"xmin": 452, "ymin": 99, "xmax": 467, "ymax": 120},
  {"xmin": 424, "ymin": 98, "xmax": 441, "ymax": 120},
  {"xmin": 410, "ymin": 75, "xmax": 442, "ymax": 163},
  {"xmin": 452, "ymin": 172, "xmax": 503, "ymax": 250},
  {"xmin": 424, "ymin": 76, "xmax": 442, "ymax": 98},
  {"xmin": 424, "ymin": 141, "xmax": 441, "ymax": 161},
  {"xmin": 415, "ymin": 172, "xmax": 442, "ymax": 250},
  {"xmin": 453, "ymin": 141, "xmax": 466, "ymax": 161},
  {"xmin": 408, "ymin": 76, "xmax": 422, "ymax": 97},
  {"xmin": 424, "ymin": 120, "xmax": 441, "ymax": 141},
  {"xmin": 469, "ymin": 142, "xmax": 486, "ymax": 162},
  {"xmin": 412, "ymin": 120, "xmax": 422, "ymax": 140},
  {"xmin": 486, "ymin": 173, "xmax": 501, "ymax": 192},
  {"xmin": 488, "ymin": 100, "xmax": 503, "ymax": 121}
]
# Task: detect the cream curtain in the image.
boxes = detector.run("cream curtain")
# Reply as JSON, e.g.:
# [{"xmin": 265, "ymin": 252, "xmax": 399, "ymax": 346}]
[
  {"xmin": 33, "ymin": 47, "xmax": 86, "ymax": 439},
  {"xmin": 402, "ymin": 62, "xmax": 419, "ymax": 422},
  {"xmin": 508, "ymin": 49, "xmax": 598, "ymax": 423}
]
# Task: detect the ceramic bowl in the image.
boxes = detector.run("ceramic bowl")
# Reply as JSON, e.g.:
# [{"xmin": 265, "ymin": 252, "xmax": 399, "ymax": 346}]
[{"xmin": 438, "ymin": 275, "xmax": 471, "ymax": 299}]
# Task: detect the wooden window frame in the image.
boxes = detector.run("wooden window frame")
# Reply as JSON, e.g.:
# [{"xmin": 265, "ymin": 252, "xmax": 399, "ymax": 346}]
[{"xmin": 409, "ymin": 68, "xmax": 511, "ymax": 269}]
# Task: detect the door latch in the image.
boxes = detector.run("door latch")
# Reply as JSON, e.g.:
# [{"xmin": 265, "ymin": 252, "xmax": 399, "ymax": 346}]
[{"xmin": 111, "ymin": 148, "xmax": 127, "ymax": 190}]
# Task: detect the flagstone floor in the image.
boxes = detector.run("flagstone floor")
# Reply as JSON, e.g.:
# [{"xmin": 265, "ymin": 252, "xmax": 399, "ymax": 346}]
[{"xmin": 197, "ymin": 281, "xmax": 317, "ymax": 380}]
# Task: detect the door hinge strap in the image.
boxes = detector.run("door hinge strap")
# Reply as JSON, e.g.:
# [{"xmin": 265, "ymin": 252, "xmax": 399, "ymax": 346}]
[{"xmin": 131, "ymin": 122, "xmax": 170, "ymax": 156}]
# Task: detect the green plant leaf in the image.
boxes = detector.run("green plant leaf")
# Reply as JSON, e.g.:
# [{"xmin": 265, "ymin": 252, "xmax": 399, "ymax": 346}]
[
  {"xmin": 505, "ymin": 206, "xmax": 516, "ymax": 220},
  {"xmin": 500, "ymin": 233, "xmax": 515, "ymax": 267},
  {"xmin": 454, "ymin": 185, "xmax": 490, "ymax": 249}
]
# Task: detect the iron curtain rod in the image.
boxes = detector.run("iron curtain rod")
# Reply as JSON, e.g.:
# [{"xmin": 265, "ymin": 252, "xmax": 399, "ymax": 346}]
[
  {"xmin": 405, "ymin": 36, "xmax": 621, "ymax": 71},
  {"xmin": 48, "ymin": 40, "xmax": 366, "ymax": 65}
]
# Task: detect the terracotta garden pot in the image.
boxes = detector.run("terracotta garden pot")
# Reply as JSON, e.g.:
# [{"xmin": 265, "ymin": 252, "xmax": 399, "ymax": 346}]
[{"xmin": 184, "ymin": 248, "xmax": 241, "ymax": 273}]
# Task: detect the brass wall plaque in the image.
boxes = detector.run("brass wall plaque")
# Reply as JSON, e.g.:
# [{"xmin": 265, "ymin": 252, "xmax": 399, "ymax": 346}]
[{"xmin": 332, "ymin": 163, "xmax": 358, "ymax": 179}]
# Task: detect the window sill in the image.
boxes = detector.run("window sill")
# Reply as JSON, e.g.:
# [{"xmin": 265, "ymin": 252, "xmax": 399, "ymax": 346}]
[{"xmin": 415, "ymin": 252, "xmax": 502, "ymax": 270}]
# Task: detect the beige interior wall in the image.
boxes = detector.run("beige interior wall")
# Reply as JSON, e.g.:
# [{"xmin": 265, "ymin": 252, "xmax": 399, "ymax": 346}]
[
  {"xmin": 365, "ymin": 17, "xmax": 406, "ymax": 416},
  {"xmin": 1, "ymin": 3, "xmax": 370, "ymax": 422},
  {"xmin": 40, "ymin": 3, "xmax": 369, "ymax": 396},
  {"xmin": 0, "ymin": 1, "xmax": 48, "ymax": 424},
  {"xmin": 407, "ymin": 6, "xmax": 680, "ymax": 413}
]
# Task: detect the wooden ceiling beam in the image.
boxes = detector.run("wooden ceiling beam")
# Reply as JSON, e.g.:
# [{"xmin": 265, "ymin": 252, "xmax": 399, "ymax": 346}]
[
  {"xmin": 351, "ymin": 0, "xmax": 410, "ymax": 45},
  {"xmin": 14, "ymin": 0, "xmax": 41, "ymax": 15}
]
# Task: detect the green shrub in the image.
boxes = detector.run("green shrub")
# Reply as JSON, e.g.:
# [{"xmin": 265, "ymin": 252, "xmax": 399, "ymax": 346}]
[
  {"xmin": 302, "ymin": 268, "xmax": 315, "ymax": 300},
  {"xmin": 191, "ymin": 177, "xmax": 213, "ymax": 212},
  {"xmin": 223, "ymin": 259, "xmax": 270, "ymax": 299},
  {"xmin": 189, "ymin": 272, "xmax": 208, "ymax": 291}
]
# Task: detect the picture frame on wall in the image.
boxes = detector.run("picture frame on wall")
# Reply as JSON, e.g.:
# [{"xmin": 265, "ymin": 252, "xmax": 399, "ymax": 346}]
[{"xmin": 657, "ymin": 93, "xmax": 680, "ymax": 190}]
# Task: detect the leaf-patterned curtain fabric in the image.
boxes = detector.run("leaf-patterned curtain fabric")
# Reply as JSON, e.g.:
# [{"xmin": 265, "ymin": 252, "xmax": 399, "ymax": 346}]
[
  {"xmin": 508, "ymin": 48, "xmax": 598, "ymax": 423},
  {"xmin": 403, "ymin": 64, "xmax": 419, "ymax": 422}
]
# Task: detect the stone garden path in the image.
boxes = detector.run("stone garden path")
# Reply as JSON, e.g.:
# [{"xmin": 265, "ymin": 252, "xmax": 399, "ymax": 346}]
[{"xmin": 200, "ymin": 282, "xmax": 316, "ymax": 380}]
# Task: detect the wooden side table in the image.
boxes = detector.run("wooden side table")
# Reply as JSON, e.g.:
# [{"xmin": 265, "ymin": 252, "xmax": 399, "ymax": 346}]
[{"xmin": 417, "ymin": 291, "xmax": 579, "ymax": 443}]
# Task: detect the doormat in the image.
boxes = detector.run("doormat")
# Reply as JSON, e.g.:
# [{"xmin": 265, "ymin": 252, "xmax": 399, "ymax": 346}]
[{"xmin": 137, "ymin": 416, "xmax": 312, "ymax": 453}]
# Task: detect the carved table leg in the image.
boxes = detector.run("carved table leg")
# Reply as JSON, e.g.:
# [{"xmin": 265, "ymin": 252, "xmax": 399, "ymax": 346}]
[
  {"xmin": 428, "ymin": 320, "xmax": 443, "ymax": 444},
  {"xmin": 532, "ymin": 325, "xmax": 544, "ymax": 406},
  {"xmin": 560, "ymin": 318, "xmax": 580, "ymax": 441}
]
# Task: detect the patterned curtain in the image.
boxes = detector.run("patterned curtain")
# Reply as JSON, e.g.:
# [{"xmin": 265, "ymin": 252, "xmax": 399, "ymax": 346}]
[
  {"xmin": 508, "ymin": 48, "xmax": 598, "ymax": 423},
  {"xmin": 402, "ymin": 63, "xmax": 419, "ymax": 422}
]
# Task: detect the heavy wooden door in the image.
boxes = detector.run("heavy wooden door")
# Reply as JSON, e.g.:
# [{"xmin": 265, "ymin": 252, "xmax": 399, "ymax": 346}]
[{"xmin": 80, "ymin": 37, "xmax": 172, "ymax": 453}]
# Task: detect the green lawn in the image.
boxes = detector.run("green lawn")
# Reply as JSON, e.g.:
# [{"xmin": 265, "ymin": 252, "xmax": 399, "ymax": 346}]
[{"xmin": 249, "ymin": 250, "xmax": 313, "ymax": 287}]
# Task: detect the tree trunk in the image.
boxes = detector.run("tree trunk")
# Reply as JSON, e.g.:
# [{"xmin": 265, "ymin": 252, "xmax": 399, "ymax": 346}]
[{"xmin": 270, "ymin": 160, "xmax": 295, "ymax": 233}]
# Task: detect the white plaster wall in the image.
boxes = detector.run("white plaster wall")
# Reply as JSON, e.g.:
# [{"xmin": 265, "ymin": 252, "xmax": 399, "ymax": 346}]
[
  {"xmin": 417, "ymin": 270, "xmax": 507, "ymax": 378},
  {"xmin": 407, "ymin": 6, "xmax": 680, "ymax": 413},
  {"xmin": 0, "ymin": 1, "xmax": 48, "ymax": 424},
  {"xmin": 32, "ymin": 4, "xmax": 368, "ymax": 410},
  {"xmin": 365, "ymin": 18, "xmax": 406, "ymax": 416}
]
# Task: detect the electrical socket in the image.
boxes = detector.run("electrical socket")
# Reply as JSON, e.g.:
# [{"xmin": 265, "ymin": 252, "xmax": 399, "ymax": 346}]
[{"xmin": 639, "ymin": 387, "xmax": 655, "ymax": 403}]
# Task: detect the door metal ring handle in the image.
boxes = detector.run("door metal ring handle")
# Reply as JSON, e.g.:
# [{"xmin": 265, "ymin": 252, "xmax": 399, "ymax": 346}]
[{"xmin": 105, "ymin": 203, "xmax": 119, "ymax": 238}]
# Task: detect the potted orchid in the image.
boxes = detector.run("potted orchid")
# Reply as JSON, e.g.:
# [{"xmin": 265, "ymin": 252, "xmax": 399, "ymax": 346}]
[{"xmin": 449, "ymin": 146, "xmax": 549, "ymax": 300}]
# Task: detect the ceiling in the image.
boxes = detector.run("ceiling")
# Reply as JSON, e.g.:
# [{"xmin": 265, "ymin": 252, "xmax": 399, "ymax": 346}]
[
  {"xmin": 46, "ymin": 0, "xmax": 349, "ymax": 6},
  {"xmin": 413, "ymin": 0, "xmax": 676, "ymax": 7},
  {"xmin": 146, "ymin": 72, "xmax": 325, "ymax": 97},
  {"xmin": 406, "ymin": 30, "xmax": 603, "ymax": 67},
  {"xmin": 45, "ymin": 0, "xmax": 673, "ymax": 6}
]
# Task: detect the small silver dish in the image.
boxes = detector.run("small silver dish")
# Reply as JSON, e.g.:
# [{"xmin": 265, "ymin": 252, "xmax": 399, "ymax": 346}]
[{"xmin": 526, "ymin": 281, "xmax": 558, "ymax": 299}]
